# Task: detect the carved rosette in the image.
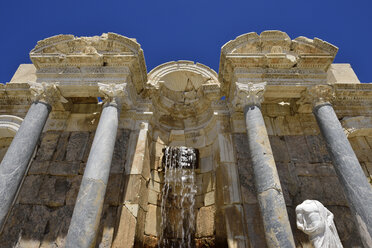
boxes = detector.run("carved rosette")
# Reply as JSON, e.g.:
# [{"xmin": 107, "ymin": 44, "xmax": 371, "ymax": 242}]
[
  {"xmin": 231, "ymin": 82, "xmax": 266, "ymax": 110},
  {"xmin": 98, "ymin": 83, "xmax": 131, "ymax": 109},
  {"xmin": 28, "ymin": 82, "xmax": 67, "ymax": 106}
]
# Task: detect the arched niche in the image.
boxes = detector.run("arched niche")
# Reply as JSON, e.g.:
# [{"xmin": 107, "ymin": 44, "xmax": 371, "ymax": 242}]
[
  {"xmin": 0, "ymin": 115, "xmax": 23, "ymax": 161},
  {"xmin": 147, "ymin": 61, "xmax": 220, "ymax": 132}
]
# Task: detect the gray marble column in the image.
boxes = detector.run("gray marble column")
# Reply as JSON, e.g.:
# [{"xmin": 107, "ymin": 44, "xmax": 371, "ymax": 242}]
[
  {"xmin": 310, "ymin": 85, "xmax": 372, "ymax": 247},
  {"xmin": 0, "ymin": 82, "xmax": 63, "ymax": 232},
  {"xmin": 66, "ymin": 83, "xmax": 127, "ymax": 248},
  {"xmin": 0, "ymin": 102, "xmax": 50, "ymax": 229},
  {"xmin": 234, "ymin": 82, "xmax": 295, "ymax": 248}
]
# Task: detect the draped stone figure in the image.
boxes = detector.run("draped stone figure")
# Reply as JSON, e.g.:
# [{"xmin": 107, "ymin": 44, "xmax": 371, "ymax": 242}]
[{"xmin": 296, "ymin": 200, "xmax": 343, "ymax": 248}]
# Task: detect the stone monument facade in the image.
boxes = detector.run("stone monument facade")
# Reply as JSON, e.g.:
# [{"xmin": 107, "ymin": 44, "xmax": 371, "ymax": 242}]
[{"xmin": 0, "ymin": 31, "xmax": 371, "ymax": 247}]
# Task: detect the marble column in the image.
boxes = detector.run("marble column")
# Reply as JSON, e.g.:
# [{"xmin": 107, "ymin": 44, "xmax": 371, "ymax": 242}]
[
  {"xmin": 0, "ymin": 83, "xmax": 63, "ymax": 231},
  {"xmin": 233, "ymin": 82, "xmax": 295, "ymax": 248},
  {"xmin": 309, "ymin": 85, "xmax": 372, "ymax": 247},
  {"xmin": 65, "ymin": 84, "xmax": 128, "ymax": 248}
]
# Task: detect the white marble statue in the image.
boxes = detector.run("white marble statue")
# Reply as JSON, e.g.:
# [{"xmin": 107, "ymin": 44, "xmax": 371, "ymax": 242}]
[{"xmin": 296, "ymin": 200, "xmax": 343, "ymax": 248}]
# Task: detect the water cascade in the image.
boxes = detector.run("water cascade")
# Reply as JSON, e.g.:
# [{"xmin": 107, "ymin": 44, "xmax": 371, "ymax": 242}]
[{"xmin": 159, "ymin": 146, "xmax": 199, "ymax": 248}]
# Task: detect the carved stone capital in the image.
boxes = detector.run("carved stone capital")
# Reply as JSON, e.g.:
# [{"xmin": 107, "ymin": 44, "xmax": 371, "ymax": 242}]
[
  {"xmin": 29, "ymin": 82, "xmax": 67, "ymax": 106},
  {"xmin": 98, "ymin": 83, "xmax": 131, "ymax": 109},
  {"xmin": 231, "ymin": 82, "xmax": 266, "ymax": 109},
  {"xmin": 298, "ymin": 85, "xmax": 335, "ymax": 108}
]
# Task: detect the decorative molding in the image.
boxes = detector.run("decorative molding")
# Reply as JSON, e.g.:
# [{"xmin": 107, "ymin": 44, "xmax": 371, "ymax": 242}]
[
  {"xmin": 98, "ymin": 83, "xmax": 131, "ymax": 109},
  {"xmin": 308, "ymin": 85, "xmax": 335, "ymax": 106},
  {"xmin": 29, "ymin": 33, "xmax": 148, "ymax": 94},
  {"xmin": 28, "ymin": 82, "xmax": 67, "ymax": 106},
  {"xmin": 219, "ymin": 30, "xmax": 338, "ymax": 98},
  {"xmin": 341, "ymin": 116, "xmax": 372, "ymax": 137},
  {"xmin": 297, "ymin": 85, "xmax": 335, "ymax": 109},
  {"xmin": 0, "ymin": 115, "xmax": 23, "ymax": 137},
  {"xmin": 231, "ymin": 82, "xmax": 266, "ymax": 109}
]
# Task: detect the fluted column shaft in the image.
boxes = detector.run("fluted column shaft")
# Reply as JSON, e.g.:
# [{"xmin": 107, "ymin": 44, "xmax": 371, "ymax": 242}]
[
  {"xmin": 234, "ymin": 82, "xmax": 295, "ymax": 248},
  {"xmin": 66, "ymin": 83, "xmax": 128, "ymax": 248},
  {"xmin": 313, "ymin": 100, "xmax": 372, "ymax": 247}
]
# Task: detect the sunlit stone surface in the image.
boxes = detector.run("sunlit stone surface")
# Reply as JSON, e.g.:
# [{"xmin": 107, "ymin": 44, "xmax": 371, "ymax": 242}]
[{"xmin": 0, "ymin": 31, "xmax": 371, "ymax": 248}]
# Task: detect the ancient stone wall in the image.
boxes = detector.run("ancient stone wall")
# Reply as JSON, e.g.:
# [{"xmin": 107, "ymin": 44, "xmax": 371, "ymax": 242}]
[
  {"xmin": 0, "ymin": 129, "xmax": 131, "ymax": 247},
  {"xmin": 233, "ymin": 109, "xmax": 366, "ymax": 247}
]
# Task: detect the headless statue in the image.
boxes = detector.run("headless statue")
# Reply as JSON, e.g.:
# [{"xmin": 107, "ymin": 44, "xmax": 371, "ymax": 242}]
[{"xmin": 296, "ymin": 200, "xmax": 343, "ymax": 248}]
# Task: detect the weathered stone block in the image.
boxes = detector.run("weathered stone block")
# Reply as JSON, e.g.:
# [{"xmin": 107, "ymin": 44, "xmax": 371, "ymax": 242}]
[
  {"xmin": 53, "ymin": 132, "xmax": 70, "ymax": 161},
  {"xmin": 295, "ymin": 162, "xmax": 336, "ymax": 177},
  {"xmin": 47, "ymin": 161, "xmax": 80, "ymax": 176},
  {"xmin": 39, "ymin": 176, "xmax": 71, "ymax": 207},
  {"xmin": 273, "ymin": 116, "xmax": 291, "ymax": 136},
  {"xmin": 286, "ymin": 115, "xmax": 304, "ymax": 135},
  {"xmin": 18, "ymin": 175, "xmax": 44, "ymax": 204},
  {"xmin": 65, "ymin": 175, "xmax": 82, "ymax": 205},
  {"xmin": 319, "ymin": 177, "xmax": 348, "ymax": 206},
  {"xmin": 82, "ymin": 131, "xmax": 94, "ymax": 163},
  {"xmin": 243, "ymin": 203, "xmax": 267, "ymax": 248},
  {"xmin": 216, "ymin": 163, "xmax": 241, "ymax": 205},
  {"xmin": 224, "ymin": 204, "xmax": 248, "ymax": 248},
  {"xmin": 65, "ymin": 131, "xmax": 89, "ymax": 161},
  {"xmin": 200, "ymin": 155, "xmax": 213, "ymax": 173},
  {"xmin": 202, "ymin": 172, "xmax": 215, "ymax": 193},
  {"xmin": 95, "ymin": 206, "xmax": 117, "ymax": 248},
  {"xmin": 0, "ymin": 204, "xmax": 33, "ymax": 247},
  {"xmin": 285, "ymin": 135, "xmax": 311, "ymax": 162},
  {"xmin": 28, "ymin": 161, "xmax": 50, "ymax": 175},
  {"xmin": 112, "ymin": 205, "xmax": 137, "ymax": 248},
  {"xmin": 35, "ymin": 131, "xmax": 61, "ymax": 161},
  {"xmin": 111, "ymin": 129, "xmax": 130, "ymax": 173},
  {"xmin": 232, "ymin": 134, "xmax": 250, "ymax": 159},
  {"xmin": 305, "ymin": 135, "xmax": 331, "ymax": 163},
  {"xmin": 327, "ymin": 206, "xmax": 363, "ymax": 247},
  {"xmin": 237, "ymin": 159, "xmax": 257, "ymax": 204},
  {"xmin": 298, "ymin": 114, "xmax": 320, "ymax": 135},
  {"xmin": 204, "ymin": 191, "xmax": 215, "ymax": 206},
  {"xmin": 269, "ymin": 136, "xmax": 290, "ymax": 162},
  {"xmin": 148, "ymin": 189, "xmax": 161, "ymax": 206},
  {"xmin": 196, "ymin": 205, "xmax": 215, "ymax": 238},
  {"xmin": 150, "ymin": 170, "xmax": 163, "ymax": 183},
  {"xmin": 218, "ymin": 134, "xmax": 235, "ymax": 163},
  {"xmin": 144, "ymin": 204, "xmax": 161, "ymax": 236},
  {"xmin": 38, "ymin": 206, "xmax": 74, "ymax": 248},
  {"xmin": 123, "ymin": 175, "xmax": 148, "ymax": 210},
  {"xmin": 105, "ymin": 173, "xmax": 124, "ymax": 206}
]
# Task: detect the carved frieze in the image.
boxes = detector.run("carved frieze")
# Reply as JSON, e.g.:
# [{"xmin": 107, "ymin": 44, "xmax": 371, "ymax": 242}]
[{"xmin": 30, "ymin": 33, "xmax": 147, "ymax": 94}]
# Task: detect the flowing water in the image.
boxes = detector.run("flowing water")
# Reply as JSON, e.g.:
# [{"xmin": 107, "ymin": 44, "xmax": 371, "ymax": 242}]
[{"xmin": 159, "ymin": 146, "xmax": 198, "ymax": 248}]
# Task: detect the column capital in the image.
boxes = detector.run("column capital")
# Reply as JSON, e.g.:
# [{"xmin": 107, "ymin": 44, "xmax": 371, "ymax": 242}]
[
  {"xmin": 305, "ymin": 85, "xmax": 335, "ymax": 107},
  {"xmin": 98, "ymin": 83, "xmax": 131, "ymax": 109},
  {"xmin": 231, "ymin": 82, "xmax": 266, "ymax": 109},
  {"xmin": 29, "ymin": 82, "xmax": 67, "ymax": 106}
]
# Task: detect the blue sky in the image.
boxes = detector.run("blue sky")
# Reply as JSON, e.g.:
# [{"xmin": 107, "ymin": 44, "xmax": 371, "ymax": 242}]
[{"xmin": 0, "ymin": 0, "xmax": 371, "ymax": 83}]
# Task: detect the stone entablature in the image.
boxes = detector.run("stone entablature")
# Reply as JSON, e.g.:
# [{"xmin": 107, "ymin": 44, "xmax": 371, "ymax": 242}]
[{"xmin": 29, "ymin": 33, "xmax": 147, "ymax": 96}]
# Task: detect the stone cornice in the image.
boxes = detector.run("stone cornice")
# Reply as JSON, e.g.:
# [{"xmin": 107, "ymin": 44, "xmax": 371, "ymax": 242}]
[
  {"xmin": 219, "ymin": 30, "xmax": 338, "ymax": 98},
  {"xmin": 231, "ymin": 82, "xmax": 266, "ymax": 110},
  {"xmin": 29, "ymin": 33, "xmax": 147, "ymax": 94}
]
